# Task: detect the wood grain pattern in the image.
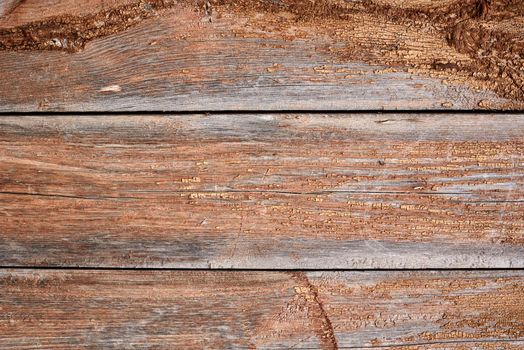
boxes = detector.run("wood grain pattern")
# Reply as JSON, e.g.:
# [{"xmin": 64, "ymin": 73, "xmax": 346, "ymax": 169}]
[
  {"xmin": 0, "ymin": 0, "xmax": 22, "ymax": 17},
  {"xmin": 0, "ymin": 0, "xmax": 523, "ymax": 111},
  {"xmin": 1, "ymin": 113, "xmax": 523, "ymax": 268},
  {"xmin": 2, "ymin": 2, "xmax": 523, "ymax": 346},
  {"xmin": 1, "ymin": 270, "xmax": 523, "ymax": 349}
]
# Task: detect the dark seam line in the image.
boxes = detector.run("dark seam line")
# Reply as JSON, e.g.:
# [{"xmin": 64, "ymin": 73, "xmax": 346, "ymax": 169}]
[
  {"xmin": 0, "ymin": 109, "xmax": 524, "ymax": 116},
  {"xmin": 2, "ymin": 190, "xmax": 523, "ymax": 204},
  {"xmin": 0, "ymin": 266, "xmax": 523, "ymax": 271},
  {"xmin": 0, "ymin": 191, "xmax": 145, "ymax": 200},
  {"xmin": 337, "ymin": 339, "xmax": 524, "ymax": 349}
]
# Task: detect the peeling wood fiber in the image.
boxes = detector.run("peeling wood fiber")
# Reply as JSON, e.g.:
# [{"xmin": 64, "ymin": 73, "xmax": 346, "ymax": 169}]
[{"xmin": 0, "ymin": 0, "xmax": 179, "ymax": 52}]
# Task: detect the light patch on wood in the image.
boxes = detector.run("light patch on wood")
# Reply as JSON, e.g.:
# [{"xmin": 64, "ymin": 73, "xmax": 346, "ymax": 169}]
[{"xmin": 99, "ymin": 84, "xmax": 122, "ymax": 92}]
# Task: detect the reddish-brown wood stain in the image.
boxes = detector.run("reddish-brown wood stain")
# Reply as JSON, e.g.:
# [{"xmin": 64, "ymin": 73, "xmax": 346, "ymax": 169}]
[{"xmin": 0, "ymin": 1, "xmax": 523, "ymax": 348}]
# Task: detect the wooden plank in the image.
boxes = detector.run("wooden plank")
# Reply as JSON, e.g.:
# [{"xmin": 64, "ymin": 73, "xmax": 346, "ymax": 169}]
[
  {"xmin": 0, "ymin": 0, "xmax": 523, "ymax": 111},
  {"xmin": 1, "ymin": 269, "xmax": 523, "ymax": 349},
  {"xmin": 1, "ymin": 113, "xmax": 523, "ymax": 268}
]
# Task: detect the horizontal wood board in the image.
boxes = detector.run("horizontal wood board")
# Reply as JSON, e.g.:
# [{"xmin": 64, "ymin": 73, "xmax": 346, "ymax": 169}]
[
  {"xmin": 1, "ymin": 113, "xmax": 523, "ymax": 268},
  {"xmin": 1, "ymin": 269, "xmax": 524, "ymax": 349},
  {"xmin": 0, "ymin": 0, "xmax": 523, "ymax": 111}
]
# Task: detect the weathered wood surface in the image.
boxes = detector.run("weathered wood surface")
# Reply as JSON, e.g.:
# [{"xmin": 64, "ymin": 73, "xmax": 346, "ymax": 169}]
[
  {"xmin": 1, "ymin": 113, "xmax": 523, "ymax": 268},
  {"xmin": 1, "ymin": 0, "xmax": 523, "ymax": 111},
  {"xmin": 1, "ymin": 270, "xmax": 523, "ymax": 349}
]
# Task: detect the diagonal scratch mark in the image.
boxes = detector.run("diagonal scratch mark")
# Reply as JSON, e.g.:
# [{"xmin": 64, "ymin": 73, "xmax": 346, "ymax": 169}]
[{"xmin": 291, "ymin": 272, "xmax": 339, "ymax": 350}]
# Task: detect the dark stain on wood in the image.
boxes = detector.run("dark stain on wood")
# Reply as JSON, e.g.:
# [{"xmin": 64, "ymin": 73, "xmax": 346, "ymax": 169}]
[{"xmin": 475, "ymin": 0, "xmax": 492, "ymax": 18}]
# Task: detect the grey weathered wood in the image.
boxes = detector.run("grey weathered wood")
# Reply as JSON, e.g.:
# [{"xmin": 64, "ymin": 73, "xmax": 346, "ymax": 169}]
[
  {"xmin": 0, "ymin": 0, "xmax": 522, "ymax": 111},
  {"xmin": 0, "ymin": 0, "xmax": 21, "ymax": 17},
  {"xmin": 1, "ymin": 270, "xmax": 523, "ymax": 349},
  {"xmin": 1, "ymin": 113, "xmax": 523, "ymax": 268}
]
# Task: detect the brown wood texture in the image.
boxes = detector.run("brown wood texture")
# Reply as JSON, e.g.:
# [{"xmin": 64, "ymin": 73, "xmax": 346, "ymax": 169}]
[
  {"xmin": 1, "ymin": 269, "xmax": 523, "ymax": 349},
  {"xmin": 1, "ymin": 113, "xmax": 523, "ymax": 268},
  {"xmin": 1, "ymin": 0, "xmax": 524, "ymax": 111}
]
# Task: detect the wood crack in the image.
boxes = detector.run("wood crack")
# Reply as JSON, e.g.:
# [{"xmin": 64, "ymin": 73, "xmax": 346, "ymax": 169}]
[
  {"xmin": 1, "ymin": 190, "xmax": 522, "ymax": 203},
  {"xmin": 291, "ymin": 272, "xmax": 339, "ymax": 350},
  {"xmin": 339, "ymin": 338, "xmax": 524, "ymax": 349},
  {"xmin": 0, "ymin": 190, "xmax": 144, "ymax": 200}
]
